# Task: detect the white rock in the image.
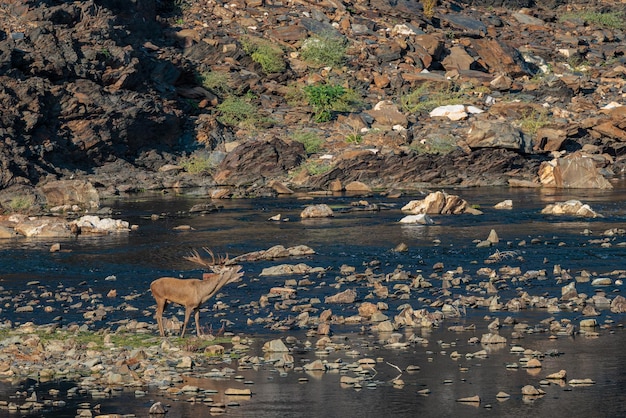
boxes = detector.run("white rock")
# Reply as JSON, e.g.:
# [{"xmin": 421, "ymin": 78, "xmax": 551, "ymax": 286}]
[{"xmin": 399, "ymin": 214, "xmax": 434, "ymax": 225}]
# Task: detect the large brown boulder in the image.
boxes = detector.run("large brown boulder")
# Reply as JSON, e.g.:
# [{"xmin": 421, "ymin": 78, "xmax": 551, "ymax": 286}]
[
  {"xmin": 214, "ymin": 138, "xmax": 305, "ymax": 186},
  {"xmin": 538, "ymin": 153, "xmax": 613, "ymax": 189},
  {"xmin": 38, "ymin": 180, "xmax": 100, "ymax": 210}
]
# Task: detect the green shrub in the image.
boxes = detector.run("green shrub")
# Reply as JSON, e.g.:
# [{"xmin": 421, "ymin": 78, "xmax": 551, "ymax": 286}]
[
  {"xmin": 303, "ymin": 83, "xmax": 361, "ymax": 122},
  {"xmin": 241, "ymin": 36, "xmax": 286, "ymax": 74},
  {"xmin": 179, "ymin": 154, "xmax": 216, "ymax": 174},
  {"xmin": 346, "ymin": 133, "xmax": 363, "ymax": 144},
  {"xmin": 301, "ymin": 160, "xmax": 333, "ymax": 176},
  {"xmin": 291, "ymin": 131, "xmax": 324, "ymax": 154},
  {"xmin": 216, "ymin": 96, "xmax": 260, "ymax": 128},
  {"xmin": 6, "ymin": 195, "xmax": 35, "ymax": 213},
  {"xmin": 517, "ymin": 109, "xmax": 550, "ymax": 136},
  {"xmin": 199, "ymin": 71, "xmax": 232, "ymax": 96},
  {"xmin": 559, "ymin": 11, "xmax": 625, "ymax": 29},
  {"xmin": 421, "ymin": 0, "xmax": 437, "ymax": 19},
  {"xmin": 400, "ymin": 82, "xmax": 464, "ymax": 113},
  {"xmin": 300, "ymin": 33, "xmax": 347, "ymax": 68}
]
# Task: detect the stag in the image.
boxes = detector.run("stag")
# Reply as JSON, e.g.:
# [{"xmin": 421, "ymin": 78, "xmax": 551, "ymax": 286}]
[{"xmin": 150, "ymin": 249, "xmax": 243, "ymax": 337}]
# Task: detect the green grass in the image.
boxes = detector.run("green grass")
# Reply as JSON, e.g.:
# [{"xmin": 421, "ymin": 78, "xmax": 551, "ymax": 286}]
[
  {"xmin": 291, "ymin": 131, "xmax": 324, "ymax": 154},
  {"xmin": 559, "ymin": 11, "xmax": 625, "ymax": 29},
  {"xmin": 179, "ymin": 154, "xmax": 217, "ymax": 174},
  {"xmin": 400, "ymin": 83, "xmax": 465, "ymax": 113},
  {"xmin": 217, "ymin": 95, "xmax": 265, "ymax": 129},
  {"xmin": 0, "ymin": 328, "xmax": 234, "ymax": 354},
  {"xmin": 6, "ymin": 195, "xmax": 35, "ymax": 213},
  {"xmin": 241, "ymin": 36, "xmax": 286, "ymax": 74},
  {"xmin": 299, "ymin": 33, "xmax": 348, "ymax": 68},
  {"xmin": 516, "ymin": 109, "xmax": 550, "ymax": 136},
  {"xmin": 303, "ymin": 83, "xmax": 362, "ymax": 122},
  {"xmin": 299, "ymin": 160, "xmax": 333, "ymax": 176},
  {"xmin": 345, "ymin": 133, "xmax": 363, "ymax": 144},
  {"xmin": 199, "ymin": 70, "xmax": 232, "ymax": 96}
]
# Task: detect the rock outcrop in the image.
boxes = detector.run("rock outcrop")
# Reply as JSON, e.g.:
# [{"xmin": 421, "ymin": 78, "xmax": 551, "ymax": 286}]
[{"xmin": 0, "ymin": 0, "xmax": 624, "ymax": 200}]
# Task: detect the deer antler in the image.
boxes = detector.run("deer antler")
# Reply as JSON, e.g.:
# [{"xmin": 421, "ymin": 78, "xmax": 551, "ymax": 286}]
[{"xmin": 184, "ymin": 248, "xmax": 231, "ymax": 270}]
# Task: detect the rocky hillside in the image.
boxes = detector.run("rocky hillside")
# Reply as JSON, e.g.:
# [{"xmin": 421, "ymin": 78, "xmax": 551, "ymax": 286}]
[{"xmin": 0, "ymin": 0, "xmax": 625, "ymax": 208}]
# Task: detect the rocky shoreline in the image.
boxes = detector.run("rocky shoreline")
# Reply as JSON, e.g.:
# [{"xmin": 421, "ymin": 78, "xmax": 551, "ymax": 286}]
[
  {"xmin": 1, "ymin": 0, "xmax": 625, "ymax": 211},
  {"xmin": 0, "ymin": 223, "xmax": 625, "ymax": 416}
]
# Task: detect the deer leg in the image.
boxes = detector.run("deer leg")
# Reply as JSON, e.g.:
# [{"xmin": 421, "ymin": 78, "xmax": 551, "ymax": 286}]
[
  {"xmin": 155, "ymin": 299, "xmax": 167, "ymax": 337},
  {"xmin": 194, "ymin": 309, "xmax": 202, "ymax": 336},
  {"xmin": 181, "ymin": 307, "xmax": 193, "ymax": 338}
]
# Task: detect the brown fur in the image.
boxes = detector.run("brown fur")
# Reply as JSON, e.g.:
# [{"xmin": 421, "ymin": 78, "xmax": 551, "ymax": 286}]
[{"xmin": 150, "ymin": 265, "xmax": 243, "ymax": 337}]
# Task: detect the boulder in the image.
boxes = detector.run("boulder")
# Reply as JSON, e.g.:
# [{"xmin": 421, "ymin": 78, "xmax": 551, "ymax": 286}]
[
  {"xmin": 480, "ymin": 333, "xmax": 506, "ymax": 344},
  {"xmin": 14, "ymin": 218, "xmax": 74, "ymax": 238},
  {"xmin": 71, "ymin": 216, "xmax": 131, "ymax": 234},
  {"xmin": 471, "ymin": 38, "xmax": 528, "ymax": 77},
  {"xmin": 325, "ymin": 289, "xmax": 357, "ymax": 304},
  {"xmin": 399, "ymin": 214, "xmax": 435, "ymax": 225},
  {"xmin": 300, "ymin": 204, "xmax": 334, "ymax": 218},
  {"xmin": 610, "ymin": 295, "xmax": 626, "ymax": 313},
  {"xmin": 401, "ymin": 191, "xmax": 481, "ymax": 215},
  {"xmin": 429, "ymin": 104, "xmax": 483, "ymax": 121},
  {"xmin": 466, "ymin": 120, "xmax": 532, "ymax": 154},
  {"xmin": 541, "ymin": 200, "xmax": 600, "ymax": 218},
  {"xmin": 538, "ymin": 154, "xmax": 613, "ymax": 189},
  {"xmin": 442, "ymin": 45, "xmax": 475, "ymax": 71},
  {"xmin": 494, "ymin": 199, "xmax": 512, "ymax": 209},
  {"xmin": 521, "ymin": 385, "xmax": 544, "ymax": 396},
  {"xmin": 214, "ymin": 138, "xmax": 306, "ymax": 186},
  {"xmin": 259, "ymin": 263, "xmax": 313, "ymax": 276},
  {"xmin": 358, "ymin": 302, "xmax": 379, "ymax": 318},
  {"xmin": 38, "ymin": 180, "xmax": 100, "ymax": 210},
  {"xmin": 366, "ymin": 100, "xmax": 408, "ymax": 129},
  {"xmin": 262, "ymin": 339, "xmax": 289, "ymax": 353},
  {"xmin": 232, "ymin": 245, "xmax": 316, "ymax": 262}
]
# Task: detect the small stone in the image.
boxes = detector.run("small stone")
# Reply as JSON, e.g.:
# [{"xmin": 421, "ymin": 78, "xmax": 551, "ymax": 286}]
[
  {"xmin": 524, "ymin": 358, "xmax": 542, "ymax": 368},
  {"xmin": 546, "ymin": 370, "xmax": 567, "ymax": 380},
  {"xmin": 521, "ymin": 385, "xmax": 543, "ymax": 396},
  {"xmin": 456, "ymin": 395, "xmax": 480, "ymax": 403}
]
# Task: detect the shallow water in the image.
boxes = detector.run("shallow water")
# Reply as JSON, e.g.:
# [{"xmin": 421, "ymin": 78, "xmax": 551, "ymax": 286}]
[{"xmin": 0, "ymin": 184, "xmax": 625, "ymax": 417}]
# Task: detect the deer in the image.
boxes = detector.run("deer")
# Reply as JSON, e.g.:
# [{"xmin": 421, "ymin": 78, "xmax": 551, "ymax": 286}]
[{"xmin": 150, "ymin": 248, "xmax": 244, "ymax": 338}]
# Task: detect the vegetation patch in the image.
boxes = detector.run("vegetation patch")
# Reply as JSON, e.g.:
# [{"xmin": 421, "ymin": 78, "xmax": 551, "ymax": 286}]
[
  {"xmin": 516, "ymin": 109, "xmax": 550, "ymax": 136},
  {"xmin": 421, "ymin": 0, "xmax": 436, "ymax": 19},
  {"xmin": 217, "ymin": 95, "xmax": 268, "ymax": 129},
  {"xmin": 6, "ymin": 195, "xmax": 35, "ymax": 213},
  {"xmin": 299, "ymin": 33, "xmax": 348, "ymax": 68},
  {"xmin": 241, "ymin": 36, "xmax": 286, "ymax": 74},
  {"xmin": 199, "ymin": 70, "xmax": 232, "ymax": 97},
  {"xmin": 400, "ymin": 82, "xmax": 465, "ymax": 113},
  {"xmin": 299, "ymin": 159, "xmax": 333, "ymax": 176},
  {"xmin": 303, "ymin": 83, "xmax": 362, "ymax": 122},
  {"xmin": 559, "ymin": 11, "xmax": 625, "ymax": 29},
  {"xmin": 179, "ymin": 154, "xmax": 217, "ymax": 174},
  {"xmin": 291, "ymin": 130, "xmax": 324, "ymax": 154}
]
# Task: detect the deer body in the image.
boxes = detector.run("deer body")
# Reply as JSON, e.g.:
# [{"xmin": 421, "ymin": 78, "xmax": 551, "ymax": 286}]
[{"xmin": 150, "ymin": 262, "xmax": 243, "ymax": 337}]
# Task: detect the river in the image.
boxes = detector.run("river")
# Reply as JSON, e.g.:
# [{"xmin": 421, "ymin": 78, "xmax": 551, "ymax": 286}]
[{"xmin": 0, "ymin": 184, "xmax": 625, "ymax": 417}]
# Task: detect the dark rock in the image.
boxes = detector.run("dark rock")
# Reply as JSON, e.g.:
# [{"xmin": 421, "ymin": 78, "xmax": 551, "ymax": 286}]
[{"xmin": 214, "ymin": 138, "xmax": 306, "ymax": 186}]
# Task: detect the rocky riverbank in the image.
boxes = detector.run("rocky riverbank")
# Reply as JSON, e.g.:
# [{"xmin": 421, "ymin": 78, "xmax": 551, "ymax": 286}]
[
  {"xmin": 0, "ymin": 237, "xmax": 624, "ymax": 416},
  {"xmin": 1, "ymin": 0, "xmax": 626, "ymax": 211}
]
